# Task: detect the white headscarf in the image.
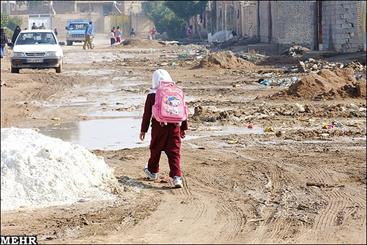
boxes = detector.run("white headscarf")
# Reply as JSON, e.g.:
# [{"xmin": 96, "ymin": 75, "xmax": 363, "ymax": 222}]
[{"xmin": 149, "ymin": 69, "xmax": 173, "ymax": 94}]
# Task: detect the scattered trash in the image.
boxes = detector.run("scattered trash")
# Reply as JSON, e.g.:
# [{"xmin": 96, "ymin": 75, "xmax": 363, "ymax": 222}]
[
  {"xmin": 295, "ymin": 103, "xmax": 305, "ymax": 113},
  {"xmin": 259, "ymin": 79, "xmax": 272, "ymax": 86},
  {"xmin": 158, "ymin": 40, "xmax": 180, "ymax": 45},
  {"xmin": 208, "ymin": 30, "xmax": 233, "ymax": 43},
  {"xmin": 290, "ymin": 59, "xmax": 366, "ymax": 74},
  {"xmin": 284, "ymin": 45, "xmax": 310, "ymax": 57},
  {"xmin": 238, "ymin": 51, "xmax": 268, "ymax": 63},
  {"xmin": 322, "ymin": 122, "xmax": 335, "ymax": 129},
  {"xmin": 258, "ymin": 76, "xmax": 299, "ymax": 87},
  {"xmin": 264, "ymin": 126, "xmax": 274, "ymax": 133},
  {"xmin": 322, "ymin": 120, "xmax": 343, "ymax": 129}
]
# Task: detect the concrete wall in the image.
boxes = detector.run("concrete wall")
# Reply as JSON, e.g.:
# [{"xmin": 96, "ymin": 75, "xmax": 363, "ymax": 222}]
[
  {"xmin": 259, "ymin": 1, "xmax": 316, "ymax": 47},
  {"xmin": 235, "ymin": 1, "xmax": 257, "ymax": 38},
  {"xmin": 322, "ymin": 1, "xmax": 364, "ymax": 52},
  {"xmin": 271, "ymin": 1, "xmax": 316, "ymax": 48}
]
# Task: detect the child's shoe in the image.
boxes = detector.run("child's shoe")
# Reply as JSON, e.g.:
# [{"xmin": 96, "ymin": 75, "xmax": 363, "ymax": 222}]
[
  {"xmin": 144, "ymin": 167, "xmax": 158, "ymax": 180},
  {"xmin": 173, "ymin": 176, "xmax": 183, "ymax": 188}
]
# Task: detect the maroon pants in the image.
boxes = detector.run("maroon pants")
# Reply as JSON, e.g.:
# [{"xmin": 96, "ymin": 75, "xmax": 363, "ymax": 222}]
[{"xmin": 148, "ymin": 121, "xmax": 181, "ymax": 177}]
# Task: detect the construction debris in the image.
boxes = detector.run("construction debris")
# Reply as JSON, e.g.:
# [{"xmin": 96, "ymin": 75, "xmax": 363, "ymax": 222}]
[{"xmin": 284, "ymin": 45, "xmax": 311, "ymax": 56}]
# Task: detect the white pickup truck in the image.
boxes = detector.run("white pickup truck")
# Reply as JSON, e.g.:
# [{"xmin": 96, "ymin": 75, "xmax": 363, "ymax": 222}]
[{"xmin": 11, "ymin": 30, "xmax": 63, "ymax": 73}]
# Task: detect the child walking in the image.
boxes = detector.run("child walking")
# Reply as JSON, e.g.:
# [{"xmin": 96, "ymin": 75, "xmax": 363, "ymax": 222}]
[{"xmin": 140, "ymin": 69, "xmax": 188, "ymax": 188}]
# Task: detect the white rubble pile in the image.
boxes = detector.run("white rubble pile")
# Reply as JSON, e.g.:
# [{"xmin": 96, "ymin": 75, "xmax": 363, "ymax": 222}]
[{"xmin": 1, "ymin": 128, "xmax": 118, "ymax": 211}]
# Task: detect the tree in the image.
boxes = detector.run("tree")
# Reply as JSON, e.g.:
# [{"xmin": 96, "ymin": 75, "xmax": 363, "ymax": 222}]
[
  {"xmin": 165, "ymin": 1, "xmax": 208, "ymax": 22},
  {"xmin": 165, "ymin": 1, "xmax": 208, "ymax": 39},
  {"xmin": 1, "ymin": 14, "xmax": 9, "ymax": 28},
  {"xmin": 142, "ymin": 1, "xmax": 186, "ymax": 39},
  {"xmin": 1, "ymin": 14, "xmax": 22, "ymax": 37}
]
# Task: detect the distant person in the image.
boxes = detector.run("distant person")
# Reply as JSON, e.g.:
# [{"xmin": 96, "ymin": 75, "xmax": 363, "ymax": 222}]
[
  {"xmin": 186, "ymin": 25, "xmax": 193, "ymax": 38},
  {"xmin": 40, "ymin": 23, "xmax": 46, "ymax": 29},
  {"xmin": 110, "ymin": 27, "xmax": 116, "ymax": 46},
  {"xmin": 11, "ymin": 25, "xmax": 21, "ymax": 45},
  {"xmin": 83, "ymin": 21, "xmax": 94, "ymax": 50},
  {"xmin": 1, "ymin": 28, "xmax": 9, "ymax": 58},
  {"xmin": 31, "ymin": 22, "xmax": 37, "ymax": 30},
  {"xmin": 54, "ymin": 28, "xmax": 58, "ymax": 36},
  {"xmin": 129, "ymin": 28, "xmax": 136, "ymax": 38},
  {"xmin": 149, "ymin": 27, "xmax": 156, "ymax": 40},
  {"xmin": 115, "ymin": 26, "xmax": 121, "ymax": 43}
]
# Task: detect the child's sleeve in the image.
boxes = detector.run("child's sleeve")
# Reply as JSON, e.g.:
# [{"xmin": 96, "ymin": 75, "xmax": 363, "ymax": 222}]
[{"xmin": 140, "ymin": 94, "xmax": 154, "ymax": 133}]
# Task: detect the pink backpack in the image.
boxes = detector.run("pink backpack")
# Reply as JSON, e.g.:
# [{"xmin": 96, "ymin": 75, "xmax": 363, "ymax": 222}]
[{"xmin": 152, "ymin": 81, "xmax": 188, "ymax": 123}]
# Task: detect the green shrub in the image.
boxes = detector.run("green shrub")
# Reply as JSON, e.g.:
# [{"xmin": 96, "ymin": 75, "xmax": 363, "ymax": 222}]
[{"xmin": 1, "ymin": 13, "xmax": 22, "ymax": 37}]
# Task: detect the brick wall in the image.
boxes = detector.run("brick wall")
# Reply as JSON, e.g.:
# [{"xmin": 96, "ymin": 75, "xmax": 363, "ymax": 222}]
[
  {"xmin": 322, "ymin": 1, "xmax": 364, "ymax": 52},
  {"xmin": 259, "ymin": 1, "xmax": 316, "ymax": 47}
]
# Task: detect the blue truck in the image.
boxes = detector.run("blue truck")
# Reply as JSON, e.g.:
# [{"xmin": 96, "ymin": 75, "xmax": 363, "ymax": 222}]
[{"xmin": 65, "ymin": 19, "xmax": 89, "ymax": 46}]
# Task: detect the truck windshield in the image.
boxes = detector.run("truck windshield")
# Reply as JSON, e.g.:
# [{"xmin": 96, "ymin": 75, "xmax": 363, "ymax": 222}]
[
  {"xmin": 68, "ymin": 23, "xmax": 88, "ymax": 30},
  {"xmin": 15, "ymin": 32, "xmax": 57, "ymax": 45}
]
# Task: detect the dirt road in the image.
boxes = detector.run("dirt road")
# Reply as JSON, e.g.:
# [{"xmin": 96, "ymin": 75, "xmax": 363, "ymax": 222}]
[{"xmin": 1, "ymin": 38, "xmax": 366, "ymax": 244}]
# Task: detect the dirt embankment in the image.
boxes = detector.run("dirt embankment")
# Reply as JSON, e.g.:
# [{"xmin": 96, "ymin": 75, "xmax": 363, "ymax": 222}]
[
  {"xmin": 198, "ymin": 51, "xmax": 257, "ymax": 70},
  {"xmin": 122, "ymin": 38, "xmax": 164, "ymax": 48},
  {"xmin": 274, "ymin": 68, "xmax": 366, "ymax": 100}
]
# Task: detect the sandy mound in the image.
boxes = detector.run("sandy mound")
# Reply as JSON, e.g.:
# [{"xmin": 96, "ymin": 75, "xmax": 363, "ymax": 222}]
[
  {"xmin": 122, "ymin": 38, "xmax": 163, "ymax": 48},
  {"xmin": 286, "ymin": 68, "xmax": 365, "ymax": 99},
  {"xmin": 198, "ymin": 51, "xmax": 256, "ymax": 69},
  {"xmin": 1, "ymin": 128, "xmax": 119, "ymax": 211}
]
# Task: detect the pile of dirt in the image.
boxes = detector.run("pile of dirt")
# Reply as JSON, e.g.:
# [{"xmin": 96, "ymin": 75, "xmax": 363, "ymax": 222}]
[
  {"xmin": 122, "ymin": 38, "xmax": 163, "ymax": 48},
  {"xmin": 198, "ymin": 51, "xmax": 256, "ymax": 69},
  {"xmin": 286, "ymin": 68, "xmax": 366, "ymax": 99}
]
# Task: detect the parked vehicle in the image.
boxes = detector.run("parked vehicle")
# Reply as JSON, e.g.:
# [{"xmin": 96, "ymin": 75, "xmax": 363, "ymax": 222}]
[
  {"xmin": 11, "ymin": 30, "xmax": 63, "ymax": 73},
  {"xmin": 65, "ymin": 19, "xmax": 89, "ymax": 46}
]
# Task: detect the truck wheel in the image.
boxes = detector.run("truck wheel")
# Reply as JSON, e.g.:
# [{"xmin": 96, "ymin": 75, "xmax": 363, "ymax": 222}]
[
  {"xmin": 67, "ymin": 41, "xmax": 72, "ymax": 46},
  {"xmin": 11, "ymin": 67, "xmax": 20, "ymax": 73},
  {"xmin": 55, "ymin": 63, "xmax": 62, "ymax": 73}
]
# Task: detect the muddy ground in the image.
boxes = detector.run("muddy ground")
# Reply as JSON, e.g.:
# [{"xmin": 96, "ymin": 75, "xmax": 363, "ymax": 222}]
[{"xmin": 1, "ymin": 37, "xmax": 366, "ymax": 244}]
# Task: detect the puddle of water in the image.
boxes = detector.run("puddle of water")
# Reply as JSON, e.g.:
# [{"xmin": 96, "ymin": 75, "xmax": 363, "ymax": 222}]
[
  {"xmin": 39, "ymin": 118, "xmax": 149, "ymax": 150},
  {"xmin": 63, "ymin": 51, "xmax": 134, "ymax": 64},
  {"xmin": 65, "ymin": 69, "xmax": 116, "ymax": 76},
  {"xmin": 39, "ymin": 118, "xmax": 263, "ymax": 151},
  {"xmin": 83, "ymin": 110, "xmax": 141, "ymax": 118}
]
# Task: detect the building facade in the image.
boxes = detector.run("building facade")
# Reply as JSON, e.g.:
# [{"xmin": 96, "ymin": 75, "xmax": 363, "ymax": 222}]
[{"xmin": 203, "ymin": 0, "xmax": 365, "ymax": 53}]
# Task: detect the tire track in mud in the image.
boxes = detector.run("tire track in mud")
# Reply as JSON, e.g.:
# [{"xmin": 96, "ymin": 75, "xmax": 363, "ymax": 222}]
[
  {"xmin": 299, "ymin": 163, "xmax": 366, "ymax": 243},
  {"xmin": 188, "ymin": 162, "xmax": 249, "ymax": 243},
  {"xmin": 250, "ymin": 160, "xmax": 302, "ymax": 243}
]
